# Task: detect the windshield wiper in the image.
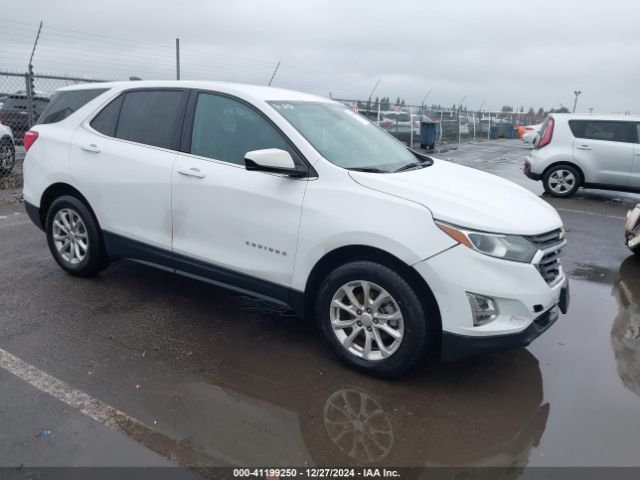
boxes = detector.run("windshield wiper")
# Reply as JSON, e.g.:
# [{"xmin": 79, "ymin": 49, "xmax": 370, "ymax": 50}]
[
  {"xmin": 347, "ymin": 167, "xmax": 389, "ymax": 173},
  {"xmin": 394, "ymin": 161, "xmax": 428, "ymax": 173}
]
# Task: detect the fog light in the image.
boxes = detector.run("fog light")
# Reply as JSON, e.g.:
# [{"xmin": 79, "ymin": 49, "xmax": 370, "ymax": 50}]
[{"xmin": 466, "ymin": 292, "xmax": 499, "ymax": 326}]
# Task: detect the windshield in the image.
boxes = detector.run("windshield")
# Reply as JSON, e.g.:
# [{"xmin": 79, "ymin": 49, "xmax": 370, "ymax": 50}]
[{"xmin": 269, "ymin": 101, "xmax": 417, "ymax": 172}]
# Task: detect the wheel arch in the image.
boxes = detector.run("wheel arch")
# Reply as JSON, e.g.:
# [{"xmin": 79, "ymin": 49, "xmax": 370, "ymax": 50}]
[
  {"xmin": 301, "ymin": 244, "xmax": 442, "ymax": 340},
  {"xmin": 542, "ymin": 161, "xmax": 585, "ymax": 185},
  {"xmin": 39, "ymin": 183, "xmax": 101, "ymax": 232}
]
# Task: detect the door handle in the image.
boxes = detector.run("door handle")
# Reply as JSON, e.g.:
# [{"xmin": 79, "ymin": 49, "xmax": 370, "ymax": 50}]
[
  {"xmin": 576, "ymin": 145, "xmax": 592, "ymax": 150},
  {"xmin": 177, "ymin": 166, "xmax": 206, "ymax": 179},
  {"xmin": 81, "ymin": 143, "xmax": 100, "ymax": 153}
]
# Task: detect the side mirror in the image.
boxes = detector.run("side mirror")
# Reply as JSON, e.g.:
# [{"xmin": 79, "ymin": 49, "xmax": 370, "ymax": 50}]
[{"xmin": 244, "ymin": 148, "xmax": 307, "ymax": 177}]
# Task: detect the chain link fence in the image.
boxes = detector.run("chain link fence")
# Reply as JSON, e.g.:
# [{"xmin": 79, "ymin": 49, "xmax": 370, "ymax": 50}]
[
  {"xmin": 0, "ymin": 69, "xmax": 546, "ymax": 192},
  {"xmin": 334, "ymin": 98, "xmax": 544, "ymax": 149},
  {"xmin": 0, "ymin": 71, "xmax": 108, "ymax": 189}
]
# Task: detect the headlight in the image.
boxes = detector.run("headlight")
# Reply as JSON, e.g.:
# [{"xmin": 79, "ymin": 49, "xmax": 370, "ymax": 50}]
[{"xmin": 436, "ymin": 222, "xmax": 538, "ymax": 263}]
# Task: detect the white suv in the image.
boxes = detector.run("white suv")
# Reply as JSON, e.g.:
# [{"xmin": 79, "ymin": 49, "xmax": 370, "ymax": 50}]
[
  {"xmin": 23, "ymin": 81, "xmax": 569, "ymax": 376},
  {"xmin": 525, "ymin": 113, "xmax": 640, "ymax": 197}
]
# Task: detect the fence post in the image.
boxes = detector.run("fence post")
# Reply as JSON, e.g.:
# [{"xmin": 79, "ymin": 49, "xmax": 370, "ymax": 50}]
[
  {"xmin": 25, "ymin": 68, "xmax": 36, "ymax": 128},
  {"xmin": 473, "ymin": 113, "xmax": 476, "ymax": 141}
]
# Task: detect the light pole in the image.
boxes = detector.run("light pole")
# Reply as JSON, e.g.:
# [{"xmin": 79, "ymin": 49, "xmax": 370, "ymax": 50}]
[
  {"xmin": 420, "ymin": 89, "xmax": 432, "ymax": 114},
  {"xmin": 573, "ymin": 90, "xmax": 582, "ymax": 113},
  {"xmin": 367, "ymin": 79, "xmax": 380, "ymax": 114},
  {"xmin": 457, "ymin": 96, "xmax": 466, "ymax": 144}
]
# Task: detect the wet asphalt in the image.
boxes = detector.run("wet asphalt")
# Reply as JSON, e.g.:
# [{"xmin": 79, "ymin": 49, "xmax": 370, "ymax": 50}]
[{"xmin": 1, "ymin": 139, "xmax": 640, "ymax": 473}]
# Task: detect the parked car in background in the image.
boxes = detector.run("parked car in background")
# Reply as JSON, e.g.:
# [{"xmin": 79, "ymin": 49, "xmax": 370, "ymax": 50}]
[
  {"xmin": 23, "ymin": 81, "xmax": 568, "ymax": 377},
  {"xmin": 379, "ymin": 110, "xmax": 420, "ymax": 143},
  {"xmin": 0, "ymin": 91, "xmax": 51, "ymax": 143},
  {"xmin": 524, "ymin": 114, "xmax": 640, "ymax": 197},
  {"xmin": 356, "ymin": 108, "xmax": 380, "ymax": 122},
  {"xmin": 625, "ymin": 204, "xmax": 640, "ymax": 254},
  {"xmin": 522, "ymin": 123, "xmax": 541, "ymax": 144},
  {"xmin": 0, "ymin": 123, "xmax": 15, "ymax": 175}
]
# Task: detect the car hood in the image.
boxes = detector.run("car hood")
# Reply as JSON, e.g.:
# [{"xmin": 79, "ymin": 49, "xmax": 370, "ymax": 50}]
[{"xmin": 349, "ymin": 158, "xmax": 562, "ymax": 235}]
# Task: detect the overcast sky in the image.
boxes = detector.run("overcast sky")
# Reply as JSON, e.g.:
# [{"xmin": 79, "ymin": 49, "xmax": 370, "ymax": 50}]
[{"xmin": 1, "ymin": 0, "xmax": 639, "ymax": 113}]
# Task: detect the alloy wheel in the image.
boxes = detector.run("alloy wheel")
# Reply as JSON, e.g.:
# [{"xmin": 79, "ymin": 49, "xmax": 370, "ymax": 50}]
[
  {"xmin": 330, "ymin": 280, "xmax": 405, "ymax": 361},
  {"xmin": 52, "ymin": 208, "xmax": 89, "ymax": 265},
  {"xmin": 0, "ymin": 142, "xmax": 14, "ymax": 171},
  {"xmin": 548, "ymin": 169, "xmax": 576, "ymax": 194}
]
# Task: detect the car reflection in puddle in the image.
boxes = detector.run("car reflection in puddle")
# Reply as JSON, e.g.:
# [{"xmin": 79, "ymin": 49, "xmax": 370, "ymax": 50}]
[
  {"xmin": 323, "ymin": 388, "xmax": 394, "ymax": 464},
  {"xmin": 612, "ymin": 256, "xmax": 640, "ymax": 398},
  {"xmin": 158, "ymin": 349, "xmax": 549, "ymax": 470}
]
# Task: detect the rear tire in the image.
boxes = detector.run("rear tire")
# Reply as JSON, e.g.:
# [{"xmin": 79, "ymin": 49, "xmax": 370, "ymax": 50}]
[
  {"xmin": 543, "ymin": 164, "xmax": 580, "ymax": 198},
  {"xmin": 315, "ymin": 261, "xmax": 437, "ymax": 377},
  {"xmin": 0, "ymin": 138, "xmax": 15, "ymax": 175},
  {"xmin": 45, "ymin": 195, "xmax": 109, "ymax": 277}
]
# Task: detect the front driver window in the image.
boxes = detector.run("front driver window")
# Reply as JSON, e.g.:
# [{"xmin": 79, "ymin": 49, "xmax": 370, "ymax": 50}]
[{"xmin": 191, "ymin": 93, "xmax": 289, "ymax": 166}]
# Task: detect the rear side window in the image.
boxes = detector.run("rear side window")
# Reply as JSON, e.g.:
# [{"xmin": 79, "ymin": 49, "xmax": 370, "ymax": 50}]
[
  {"xmin": 190, "ymin": 92, "xmax": 289, "ymax": 165},
  {"xmin": 37, "ymin": 89, "xmax": 107, "ymax": 124},
  {"xmin": 569, "ymin": 120, "xmax": 634, "ymax": 143},
  {"xmin": 114, "ymin": 90, "xmax": 188, "ymax": 149},
  {"xmin": 90, "ymin": 95, "xmax": 124, "ymax": 137}
]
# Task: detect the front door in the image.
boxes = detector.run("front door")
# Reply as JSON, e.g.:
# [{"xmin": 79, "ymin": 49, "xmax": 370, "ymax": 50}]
[{"xmin": 171, "ymin": 91, "xmax": 309, "ymax": 301}]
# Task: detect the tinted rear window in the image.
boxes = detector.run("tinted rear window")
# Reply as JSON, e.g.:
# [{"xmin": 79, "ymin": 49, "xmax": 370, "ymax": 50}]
[
  {"xmin": 114, "ymin": 90, "xmax": 187, "ymax": 149},
  {"xmin": 37, "ymin": 89, "xmax": 107, "ymax": 125},
  {"xmin": 90, "ymin": 95, "xmax": 124, "ymax": 137},
  {"xmin": 569, "ymin": 120, "xmax": 634, "ymax": 143}
]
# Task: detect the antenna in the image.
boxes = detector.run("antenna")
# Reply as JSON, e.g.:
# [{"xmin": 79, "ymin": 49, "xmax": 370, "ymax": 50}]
[{"xmin": 268, "ymin": 61, "xmax": 281, "ymax": 86}]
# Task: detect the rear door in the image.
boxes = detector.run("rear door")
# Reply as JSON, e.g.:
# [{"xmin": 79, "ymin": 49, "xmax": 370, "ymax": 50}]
[
  {"xmin": 570, "ymin": 120, "xmax": 635, "ymax": 187},
  {"xmin": 69, "ymin": 89, "xmax": 189, "ymax": 257}
]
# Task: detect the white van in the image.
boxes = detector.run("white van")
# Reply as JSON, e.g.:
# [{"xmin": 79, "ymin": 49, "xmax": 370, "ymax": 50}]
[{"xmin": 23, "ymin": 81, "xmax": 568, "ymax": 376}]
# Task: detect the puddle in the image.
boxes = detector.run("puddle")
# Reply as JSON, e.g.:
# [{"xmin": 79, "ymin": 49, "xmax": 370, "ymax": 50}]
[
  {"xmin": 150, "ymin": 350, "xmax": 548, "ymax": 468},
  {"xmin": 568, "ymin": 263, "xmax": 620, "ymax": 284}
]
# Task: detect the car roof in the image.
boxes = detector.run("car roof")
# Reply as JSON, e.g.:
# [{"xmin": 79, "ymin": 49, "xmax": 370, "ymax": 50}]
[
  {"xmin": 549, "ymin": 113, "xmax": 640, "ymax": 121},
  {"xmin": 57, "ymin": 80, "xmax": 332, "ymax": 104}
]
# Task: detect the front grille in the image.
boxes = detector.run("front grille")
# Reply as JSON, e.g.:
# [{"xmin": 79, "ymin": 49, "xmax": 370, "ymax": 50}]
[
  {"xmin": 529, "ymin": 229, "xmax": 565, "ymax": 285},
  {"xmin": 529, "ymin": 229, "xmax": 563, "ymax": 250}
]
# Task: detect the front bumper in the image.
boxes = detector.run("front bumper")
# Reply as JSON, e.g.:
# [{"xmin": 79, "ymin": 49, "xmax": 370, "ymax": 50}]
[
  {"xmin": 441, "ymin": 304, "xmax": 561, "ymax": 361},
  {"xmin": 413, "ymin": 244, "xmax": 568, "ymax": 361}
]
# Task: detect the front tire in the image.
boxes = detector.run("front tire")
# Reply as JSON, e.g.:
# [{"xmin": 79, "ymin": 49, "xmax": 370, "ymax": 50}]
[
  {"xmin": 316, "ymin": 261, "xmax": 437, "ymax": 377},
  {"xmin": 543, "ymin": 164, "xmax": 580, "ymax": 197},
  {"xmin": 45, "ymin": 195, "xmax": 109, "ymax": 277}
]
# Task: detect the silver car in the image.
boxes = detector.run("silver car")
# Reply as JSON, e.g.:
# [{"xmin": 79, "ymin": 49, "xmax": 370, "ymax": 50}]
[{"xmin": 524, "ymin": 114, "xmax": 640, "ymax": 197}]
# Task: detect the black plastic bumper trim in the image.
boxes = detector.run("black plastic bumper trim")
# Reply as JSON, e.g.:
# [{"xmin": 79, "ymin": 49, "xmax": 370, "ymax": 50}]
[
  {"xmin": 440, "ymin": 307, "xmax": 559, "ymax": 362},
  {"xmin": 524, "ymin": 170, "xmax": 541, "ymax": 181},
  {"xmin": 24, "ymin": 201, "xmax": 43, "ymax": 231}
]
